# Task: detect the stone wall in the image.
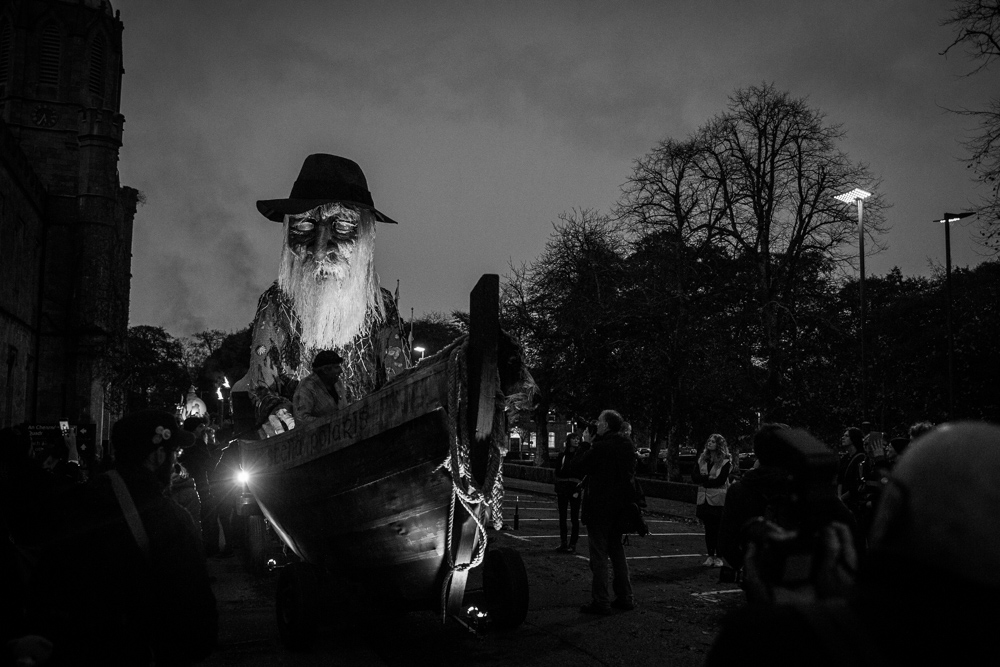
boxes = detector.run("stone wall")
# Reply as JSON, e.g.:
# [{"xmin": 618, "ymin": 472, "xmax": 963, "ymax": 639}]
[{"xmin": 0, "ymin": 118, "xmax": 46, "ymax": 427}]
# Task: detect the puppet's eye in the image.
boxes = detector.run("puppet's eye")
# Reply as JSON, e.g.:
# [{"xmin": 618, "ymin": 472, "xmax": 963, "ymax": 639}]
[{"xmin": 292, "ymin": 219, "xmax": 315, "ymax": 232}]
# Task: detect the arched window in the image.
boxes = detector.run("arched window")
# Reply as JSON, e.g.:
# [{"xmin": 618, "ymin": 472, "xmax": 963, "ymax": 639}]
[
  {"xmin": 38, "ymin": 23, "xmax": 61, "ymax": 87},
  {"xmin": 0, "ymin": 18, "xmax": 12, "ymax": 84},
  {"xmin": 88, "ymin": 32, "xmax": 106, "ymax": 99}
]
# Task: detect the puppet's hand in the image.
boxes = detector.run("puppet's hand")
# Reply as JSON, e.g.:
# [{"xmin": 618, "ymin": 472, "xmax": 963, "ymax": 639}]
[{"xmin": 261, "ymin": 408, "xmax": 296, "ymax": 437}]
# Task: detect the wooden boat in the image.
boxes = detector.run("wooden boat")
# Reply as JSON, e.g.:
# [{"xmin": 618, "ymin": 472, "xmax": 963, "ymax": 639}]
[{"xmin": 237, "ymin": 275, "xmax": 530, "ymax": 648}]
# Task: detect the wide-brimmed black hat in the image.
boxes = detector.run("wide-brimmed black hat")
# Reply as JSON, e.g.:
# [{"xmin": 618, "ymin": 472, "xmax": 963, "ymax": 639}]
[{"xmin": 256, "ymin": 154, "xmax": 400, "ymax": 224}]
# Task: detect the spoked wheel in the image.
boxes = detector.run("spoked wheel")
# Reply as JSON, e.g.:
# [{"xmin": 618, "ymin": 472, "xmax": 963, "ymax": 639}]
[
  {"xmin": 482, "ymin": 546, "xmax": 529, "ymax": 629},
  {"xmin": 276, "ymin": 562, "xmax": 321, "ymax": 651}
]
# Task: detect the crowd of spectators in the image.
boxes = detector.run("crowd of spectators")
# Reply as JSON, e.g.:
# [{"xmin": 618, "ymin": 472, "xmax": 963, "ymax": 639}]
[{"xmin": 543, "ymin": 410, "xmax": 997, "ymax": 666}]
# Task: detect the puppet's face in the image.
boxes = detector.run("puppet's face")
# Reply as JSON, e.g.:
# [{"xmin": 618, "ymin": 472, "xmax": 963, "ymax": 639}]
[
  {"xmin": 278, "ymin": 202, "xmax": 383, "ymax": 349},
  {"xmin": 287, "ymin": 202, "xmax": 362, "ymax": 283}
]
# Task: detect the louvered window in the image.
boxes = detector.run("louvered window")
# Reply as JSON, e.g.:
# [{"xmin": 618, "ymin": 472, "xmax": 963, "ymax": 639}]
[
  {"xmin": 88, "ymin": 33, "xmax": 105, "ymax": 98},
  {"xmin": 39, "ymin": 24, "xmax": 60, "ymax": 87},
  {"xmin": 0, "ymin": 19, "xmax": 11, "ymax": 84}
]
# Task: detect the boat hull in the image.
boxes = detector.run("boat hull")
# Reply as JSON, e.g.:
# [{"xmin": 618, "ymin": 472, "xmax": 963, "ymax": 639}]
[{"xmin": 240, "ymin": 361, "xmax": 478, "ymax": 608}]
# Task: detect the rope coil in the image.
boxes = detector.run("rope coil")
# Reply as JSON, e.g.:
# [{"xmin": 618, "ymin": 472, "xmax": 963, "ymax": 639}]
[{"xmin": 437, "ymin": 339, "xmax": 509, "ymax": 620}]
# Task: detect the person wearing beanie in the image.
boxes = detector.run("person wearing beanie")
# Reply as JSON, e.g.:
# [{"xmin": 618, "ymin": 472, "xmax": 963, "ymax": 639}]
[{"xmin": 293, "ymin": 349, "xmax": 348, "ymax": 426}]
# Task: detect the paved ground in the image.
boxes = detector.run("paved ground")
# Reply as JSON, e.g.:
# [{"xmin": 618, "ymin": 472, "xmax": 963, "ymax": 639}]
[{"xmin": 202, "ymin": 482, "xmax": 745, "ymax": 666}]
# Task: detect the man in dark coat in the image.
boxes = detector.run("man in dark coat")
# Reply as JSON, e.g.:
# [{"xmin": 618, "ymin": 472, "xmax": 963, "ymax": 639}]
[
  {"xmin": 563, "ymin": 409, "xmax": 637, "ymax": 614},
  {"xmin": 20, "ymin": 410, "xmax": 218, "ymax": 666}
]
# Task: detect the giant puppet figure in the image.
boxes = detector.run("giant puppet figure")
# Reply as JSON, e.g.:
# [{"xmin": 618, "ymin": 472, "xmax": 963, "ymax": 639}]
[{"xmin": 248, "ymin": 154, "xmax": 409, "ymax": 435}]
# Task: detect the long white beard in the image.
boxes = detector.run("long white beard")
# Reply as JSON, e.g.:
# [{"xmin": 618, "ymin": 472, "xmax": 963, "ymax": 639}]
[{"xmin": 277, "ymin": 220, "xmax": 384, "ymax": 349}]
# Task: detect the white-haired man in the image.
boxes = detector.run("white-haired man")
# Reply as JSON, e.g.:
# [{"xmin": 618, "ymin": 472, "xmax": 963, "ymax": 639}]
[{"xmin": 248, "ymin": 154, "xmax": 409, "ymax": 436}]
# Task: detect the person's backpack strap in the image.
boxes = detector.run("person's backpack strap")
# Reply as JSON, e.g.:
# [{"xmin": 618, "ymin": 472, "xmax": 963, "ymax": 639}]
[{"xmin": 105, "ymin": 470, "xmax": 151, "ymax": 562}]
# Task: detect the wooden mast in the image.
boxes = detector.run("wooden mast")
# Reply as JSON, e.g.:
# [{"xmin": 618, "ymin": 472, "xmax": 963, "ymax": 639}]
[{"xmin": 446, "ymin": 273, "xmax": 499, "ymax": 617}]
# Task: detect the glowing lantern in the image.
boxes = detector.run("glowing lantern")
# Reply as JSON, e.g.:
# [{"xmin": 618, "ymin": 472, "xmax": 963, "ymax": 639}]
[{"xmin": 182, "ymin": 386, "xmax": 208, "ymax": 419}]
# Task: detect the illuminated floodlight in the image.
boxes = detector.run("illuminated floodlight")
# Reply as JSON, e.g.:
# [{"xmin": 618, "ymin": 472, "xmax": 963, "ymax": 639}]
[
  {"xmin": 834, "ymin": 188, "xmax": 872, "ymax": 204},
  {"xmin": 932, "ymin": 210, "xmax": 976, "ymax": 419},
  {"xmin": 237, "ymin": 470, "xmax": 250, "ymax": 484},
  {"xmin": 835, "ymin": 187, "xmax": 873, "ymax": 424},
  {"xmin": 935, "ymin": 211, "xmax": 977, "ymax": 224}
]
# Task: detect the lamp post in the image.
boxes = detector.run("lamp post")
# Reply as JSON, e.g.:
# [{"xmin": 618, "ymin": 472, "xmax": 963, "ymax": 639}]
[
  {"xmin": 932, "ymin": 211, "xmax": 976, "ymax": 419},
  {"xmin": 835, "ymin": 188, "xmax": 873, "ymax": 423}
]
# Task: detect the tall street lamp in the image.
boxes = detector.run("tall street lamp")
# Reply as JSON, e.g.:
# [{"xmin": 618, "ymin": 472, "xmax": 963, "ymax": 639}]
[
  {"xmin": 932, "ymin": 211, "xmax": 976, "ymax": 419},
  {"xmin": 835, "ymin": 188, "xmax": 873, "ymax": 423}
]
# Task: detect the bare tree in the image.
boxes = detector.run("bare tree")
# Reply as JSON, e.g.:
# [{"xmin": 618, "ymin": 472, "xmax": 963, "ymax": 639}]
[
  {"xmin": 180, "ymin": 329, "xmax": 227, "ymax": 385},
  {"xmin": 619, "ymin": 83, "xmax": 885, "ymax": 419},
  {"xmin": 942, "ymin": 0, "xmax": 1000, "ymax": 250}
]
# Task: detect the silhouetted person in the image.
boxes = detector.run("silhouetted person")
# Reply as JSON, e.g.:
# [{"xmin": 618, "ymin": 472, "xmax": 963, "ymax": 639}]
[
  {"xmin": 292, "ymin": 349, "xmax": 348, "ymax": 425},
  {"xmin": 553, "ymin": 433, "xmax": 585, "ymax": 553},
  {"xmin": 564, "ymin": 409, "xmax": 637, "ymax": 614},
  {"xmin": 18, "ymin": 410, "xmax": 217, "ymax": 666}
]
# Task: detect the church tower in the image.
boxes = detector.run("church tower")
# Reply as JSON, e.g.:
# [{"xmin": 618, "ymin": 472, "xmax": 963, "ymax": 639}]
[{"xmin": 0, "ymin": 0, "xmax": 136, "ymax": 438}]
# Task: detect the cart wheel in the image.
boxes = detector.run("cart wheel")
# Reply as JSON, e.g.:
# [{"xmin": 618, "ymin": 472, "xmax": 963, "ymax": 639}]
[
  {"xmin": 482, "ymin": 547, "xmax": 529, "ymax": 629},
  {"xmin": 245, "ymin": 515, "xmax": 268, "ymax": 576},
  {"xmin": 276, "ymin": 562, "xmax": 321, "ymax": 650}
]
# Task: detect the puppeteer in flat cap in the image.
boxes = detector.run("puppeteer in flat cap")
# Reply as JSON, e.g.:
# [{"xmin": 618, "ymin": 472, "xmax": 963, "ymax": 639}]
[{"xmin": 246, "ymin": 154, "xmax": 410, "ymax": 436}]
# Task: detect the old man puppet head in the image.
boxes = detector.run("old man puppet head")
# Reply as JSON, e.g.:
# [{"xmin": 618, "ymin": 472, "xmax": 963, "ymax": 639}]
[{"xmin": 247, "ymin": 154, "xmax": 408, "ymax": 434}]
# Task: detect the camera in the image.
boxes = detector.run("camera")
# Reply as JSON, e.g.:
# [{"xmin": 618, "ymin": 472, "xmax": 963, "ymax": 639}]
[{"xmin": 738, "ymin": 428, "xmax": 842, "ymax": 588}]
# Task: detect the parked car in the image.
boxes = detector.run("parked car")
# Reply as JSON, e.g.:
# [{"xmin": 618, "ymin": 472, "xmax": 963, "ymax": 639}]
[
  {"xmin": 504, "ymin": 450, "xmax": 536, "ymax": 463},
  {"xmin": 636, "ymin": 447, "xmax": 651, "ymax": 460},
  {"xmin": 655, "ymin": 445, "xmax": 699, "ymax": 475}
]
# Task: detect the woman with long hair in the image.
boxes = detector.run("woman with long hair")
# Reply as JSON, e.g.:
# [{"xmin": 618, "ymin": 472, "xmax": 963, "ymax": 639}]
[{"xmin": 691, "ymin": 433, "xmax": 733, "ymax": 567}]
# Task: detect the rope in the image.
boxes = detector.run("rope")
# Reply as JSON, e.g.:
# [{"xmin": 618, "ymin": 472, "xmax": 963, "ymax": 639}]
[{"xmin": 437, "ymin": 339, "xmax": 509, "ymax": 621}]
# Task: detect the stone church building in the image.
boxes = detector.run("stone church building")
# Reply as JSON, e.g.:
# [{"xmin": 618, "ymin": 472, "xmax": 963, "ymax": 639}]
[{"xmin": 0, "ymin": 0, "xmax": 136, "ymax": 444}]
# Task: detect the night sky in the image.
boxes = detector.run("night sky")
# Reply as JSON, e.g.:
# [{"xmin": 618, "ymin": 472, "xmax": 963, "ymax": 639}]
[{"xmin": 113, "ymin": 0, "xmax": 993, "ymax": 337}]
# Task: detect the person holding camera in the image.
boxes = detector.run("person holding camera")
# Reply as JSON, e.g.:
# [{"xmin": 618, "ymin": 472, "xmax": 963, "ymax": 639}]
[
  {"xmin": 563, "ymin": 410, "xmax": 637, "ymax": 614},
  {"xmin": 717, "ymin": 423, "xmax": 789, "ymax": 573},
  {"xmin": 553, "ymin": 432, "xmax": 585, "ymax": 553},
  {"xmin": 692, "ymin": 434, "xmax": 733, "ymax": 568}
]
